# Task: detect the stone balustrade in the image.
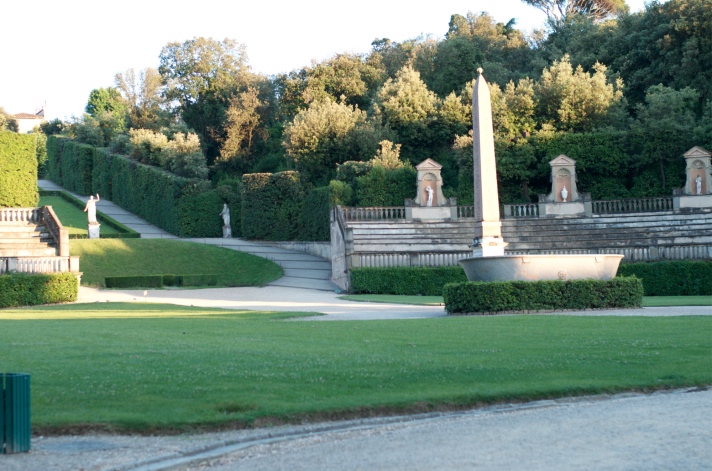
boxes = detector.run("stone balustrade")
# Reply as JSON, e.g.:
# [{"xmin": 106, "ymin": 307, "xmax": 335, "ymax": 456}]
[
  {"xmin": 341, "ymin": 206, "xmax": 406, "ymax": 221},
  {"xmin": 0, "ymin": 256, "xmax": 80, "ymax": 274},
  {"xmin": 592, "ymin": 197, "xmax": 674, "ymax": 214},
  {"xmin": 0, "ymin": 208, "xmax": 41, "ymax": 223},
  {"xmin": 503, "ymin": 203, "xmax": 539, "ymax": 218}
]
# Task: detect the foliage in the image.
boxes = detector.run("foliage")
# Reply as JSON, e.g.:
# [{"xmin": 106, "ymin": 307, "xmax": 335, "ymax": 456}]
[
  {"xmin": 0, "ymin": 107, "xmax": 19, "ymax": 132},
  {"xmin": 0, "ymin": 273, "xmax": 78, "ymax": 308},
  {"xmin": 355, "ymin": 165, "xmax": 417, "ymax": 206},
  {"xmin": 105, "ymin": 275, "xmax": 164, "ymax": 289},
  {"xmin": 85, "ymin": 87, "xmax": 127, "ymax": 125},
  {"xmin": 521, "ymin": 0, "xmax": 628, "ymax": 23},
  {"xmin": 40, "ymin": 118, "xmax": 66, "ymax": 136},
  {"xmin": 443, "ymin": 277, "xmax": 643, "ymax": 314},
  {"xmin": 217, "ymin": 86, "xmax": 265, "ymax": 173},
  {"xmin": 0, "ymin": 131, "xmax": 38, "ymax": 207},
  {"xmin": 350, "ymin": 266, "xmax": 468, "ymax": 295},
  {"xmin": 47, "ymin": 137, "xmax": 219, "ymax": 237},
  {"xmin": 617, "ymin": 261, "xmax": 712, "ymax": 296},
  {"xmin": 283, "ymin": 99, "xmax": 387, "ymax": 185},
  {"xmin": 241, "ymin": 172, "xmax": 305, "ymax": 240},
  {"xmin": 114, "ymin": 67, "xmax": 167, "ymax": 130},
  {"xmin": 299, "ymin": 186, "xmax": 331, "ymax": 241},
  {"xmin": 126, "ymin": 129, "xmax": 208, "ymax": 179},
  {"xmin": 159, "ymin": 37, "xmax": 254, "ymax": 161},
  {"xmin": 215, "ymin": 177, "xmax": 243, "ymax": 237}
]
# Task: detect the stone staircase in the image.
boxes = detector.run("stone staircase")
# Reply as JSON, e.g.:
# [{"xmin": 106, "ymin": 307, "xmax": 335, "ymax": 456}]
[{"xmin": 0, "ymin": 207, "xmax": 79, "ymax": 274}]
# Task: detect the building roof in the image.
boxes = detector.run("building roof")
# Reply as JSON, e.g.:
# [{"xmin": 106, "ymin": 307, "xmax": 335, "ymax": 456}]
[{"xmin": 13, "ymin": 112, "xmax": 44, "ymax": 120}]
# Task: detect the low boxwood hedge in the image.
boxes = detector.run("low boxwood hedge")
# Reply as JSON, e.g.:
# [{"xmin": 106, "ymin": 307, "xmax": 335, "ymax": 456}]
[
  {"xmin": 350, "ymin": 266, "xmax": 468, "ymax": 296},
  {"xmin": 163, "ymin": 274, "xmax": 218, "ymax": 287},
  {"xmin": 617, "ymin": 260, "xmax": 711, "ymax": 296},
  {"xmin": 443, "ymin": 277, "xmax": 644, "ymax": 315},
  {"xmin": 0, "ymin": 272, "xmax": 78, "ymax": 308},
  {"xmin": 105, "ymin": 274, "xmax": 219, "ymax": 289}
]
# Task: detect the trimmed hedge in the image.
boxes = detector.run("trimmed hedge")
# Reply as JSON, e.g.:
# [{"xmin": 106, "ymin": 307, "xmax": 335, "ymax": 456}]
[
  {"xmin": 47, "ymin": 137, "xmax": 222, "ymax": 237},
  {"xmin": 617, "ymin": 260, "xmax": 712, "ymax": 296},
  {"xmin": 443, "ymin": 277, "xmax": 644, "ymax": 314},
  {"xmin": 0, "ymin": 272, "xmax": 78, "ymax": 308},
  {"xmin": 105, "ymin": 274, "xmax": 219, "ymax": 288},
  {"xmin": 350, "ymin": 266, "xmax": 468, "ymax": 295},
  {"xmin": 105, "ymin": 275, "xmax": 164, "ymax": 289},
  {"xmin": 0, "ymin": 131, "xmax": 38, "ymax": 207}
]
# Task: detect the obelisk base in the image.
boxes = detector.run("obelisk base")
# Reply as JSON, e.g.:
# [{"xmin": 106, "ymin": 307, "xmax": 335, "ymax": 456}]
[{"xmin": 471, "ymin": 237, "xmax": 508, "ymax": 258}]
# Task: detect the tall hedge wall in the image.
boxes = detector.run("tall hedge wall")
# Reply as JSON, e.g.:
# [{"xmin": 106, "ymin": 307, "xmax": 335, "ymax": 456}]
[
  {"xmin": 241, "ymin": 172, "xmax": 330, "ymax": 241},
  {"xmin": 617, "ymin": 260, "xmax": 712, "ymax": 296},
  {"xmin": 0, "ymin": 131, "xmax": 38, "ymax": 207},
  {"xmin": 46, "ymin": 137, "xmax": 221, "ymax": 237}
]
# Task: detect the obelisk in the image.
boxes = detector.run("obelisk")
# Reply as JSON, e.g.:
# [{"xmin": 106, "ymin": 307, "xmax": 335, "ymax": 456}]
[{"xmin": 472, "ymin": 68, "xmax": 507, "ymax": 257}]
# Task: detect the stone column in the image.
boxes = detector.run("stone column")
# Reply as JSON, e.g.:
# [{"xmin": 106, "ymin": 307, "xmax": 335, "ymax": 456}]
[{"xmin": 472, "ymin": 68, "xmax": 507, "ymax": 257}]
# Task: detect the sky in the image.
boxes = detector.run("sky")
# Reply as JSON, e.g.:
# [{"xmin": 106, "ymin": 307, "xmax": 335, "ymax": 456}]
[{"xmin": 0, "ymin": 0, "xmax": 651, "ymax": 121}]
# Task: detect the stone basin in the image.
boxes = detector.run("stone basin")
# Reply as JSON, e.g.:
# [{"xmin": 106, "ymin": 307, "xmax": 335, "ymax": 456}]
[{"xmin": 459, "ymin": 254, "xmax": 624, "ymax": 282}]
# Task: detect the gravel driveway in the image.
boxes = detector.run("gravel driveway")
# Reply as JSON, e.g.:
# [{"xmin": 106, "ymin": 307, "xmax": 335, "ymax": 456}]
[{"xmin": 2, "ymin": 387, "xmax": 709, "ymax": 471}]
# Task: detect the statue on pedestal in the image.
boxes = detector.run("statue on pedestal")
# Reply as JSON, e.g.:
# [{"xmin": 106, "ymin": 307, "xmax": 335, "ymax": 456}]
[{"xmin": 83, "ymin": 194, "xmax": 100, "ymax": 224}]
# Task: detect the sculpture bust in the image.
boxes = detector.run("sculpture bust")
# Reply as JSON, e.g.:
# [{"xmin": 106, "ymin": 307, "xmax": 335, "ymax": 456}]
[{"xmin": 561, "ymin": 186, "xmax": 568, "ymax": 202}]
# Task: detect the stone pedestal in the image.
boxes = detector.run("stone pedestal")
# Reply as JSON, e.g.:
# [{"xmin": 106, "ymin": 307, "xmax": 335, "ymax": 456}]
[
  {"xmin": 222, "ymin": 225, "xmax": 232, "ymax": 238},
  {"xmin": 87, "ymin": 223, "xmax": 101, "ymax": 239}
]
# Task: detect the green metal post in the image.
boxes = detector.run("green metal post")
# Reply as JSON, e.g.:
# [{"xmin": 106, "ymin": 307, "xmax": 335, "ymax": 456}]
[{"xmin": 1, "ymin": 373, "xmax": 31, "ymax": 454}]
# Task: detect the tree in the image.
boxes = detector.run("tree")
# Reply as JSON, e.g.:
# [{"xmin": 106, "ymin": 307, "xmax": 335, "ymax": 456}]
[
  {"xmin": 534, "ymin": 55, "xmax": 623, "ymax": 132},
  {"xmin": 217, "ymin": 87, "xmax": 265, "ymax": 173},
  {"xmin": 85, "ymin": 87, "xmax": 127, "ymax": 122},
  {"xmin": 0, "ymin": 107, "xmax": 18, "ymax": 132},
  {"xmin": 521, "ymin": 0, "xmax": 627, "ymax": 23},
  {"xmin": 159, "ymin": 37, "xmax": 253, "ymax": 161},
  {"xmin": 283, "ymin": 100, "xmax": 388, "ymax": 184},
  {"xmin": 114, "ymin": 67, "xmax": 166, "ymax": 130}
]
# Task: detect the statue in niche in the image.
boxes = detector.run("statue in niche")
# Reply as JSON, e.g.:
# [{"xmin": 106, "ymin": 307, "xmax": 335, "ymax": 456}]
[
  {"xmin": 696, "ymin": 175, "xmax": 702, "ymax": 195},
  {"xmin": 561, "ymin": 186, "xmax": 568, "ymax": 202},
  {"xmin": 83, "ymin": 194, "xmax": 100, "ymax": 224},
  {"xmin": 220, "ymin": 203, "xmax": 231, "ymax": 227},
  {"xmin": 425, "ymin": 185, "xmax": 434, "ymax": 206}
]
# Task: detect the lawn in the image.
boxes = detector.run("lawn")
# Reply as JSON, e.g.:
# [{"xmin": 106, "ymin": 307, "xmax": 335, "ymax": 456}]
[
  {"xmin": 341, "ymin": 294, "xmax": 712, "ymax": 307},
  {"xmin": 40, "ymin": 195, "xmax": 123, "ymax": 236},
  {"xmin": 1, "ymin": 303, "xmax": 709, "ymax": 433},
  {"xmin": 70, "ymin": 239, "xmax": 283, "ymax": 287}
]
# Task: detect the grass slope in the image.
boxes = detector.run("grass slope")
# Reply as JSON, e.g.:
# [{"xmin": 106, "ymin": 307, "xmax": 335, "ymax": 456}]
[
  {"xmin": 40, "ymin": 195, "xmax": 122, "ymax": 236},
  {"xmin": 70, "ymin": 239, "xmax": 283, "ymax": 287},
  {"xmin": 1, "ymin": 303, "xmax": 709, "ymax": 433}
]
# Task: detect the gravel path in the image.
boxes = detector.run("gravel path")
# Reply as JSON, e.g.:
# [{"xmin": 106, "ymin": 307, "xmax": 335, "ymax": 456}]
[{"xmin": 2, "ymin": 387, "xmax": 709, "ymax": 471}]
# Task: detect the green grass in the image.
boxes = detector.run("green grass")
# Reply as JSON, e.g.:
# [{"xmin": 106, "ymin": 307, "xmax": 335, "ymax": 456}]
[
  {"xmin": 1, "ymin": 303, "xmax": 710, "ymax": 433},
  {"xmin": 344, "ymin": 294, "xmax": 712, "ymax": 307},
  {"xmin": 642, "ymin": 296, "xmax": 712, "ymax": 307},
  {"xmin": 40, "ymin": 195, "xmax": 122, "ymax": 236},
  {"xmin": 70, "ymin": 239, "xmax": 283, "ymax": 287}
]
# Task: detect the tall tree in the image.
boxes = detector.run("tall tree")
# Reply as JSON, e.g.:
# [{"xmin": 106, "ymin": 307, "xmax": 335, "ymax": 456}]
[
  {"xmin": 521, "ymin": 0, "xmax": 628, "ymax": 23},
  {"xmin": 159, "ymin": 37, "xmax": 253, "ymax": 161},
  {"xmin": 217, "ymin": 87, "xmax": 264, "ymax": 173},
  {"xmin": 0, "ymin": 107, "xmax": 18, "ymax": 132},
  {"xmin": 85, "ymin": 87, "xmax": 127, "ymax": 121},
  {"xmin": 114, "ymin": 67, "xmax": 166, "ymax": 130}
]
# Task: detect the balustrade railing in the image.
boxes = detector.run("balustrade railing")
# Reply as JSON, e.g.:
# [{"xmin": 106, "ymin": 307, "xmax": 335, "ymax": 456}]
[
  {"xmin": 0, "ymin": 208, "xmax": 41, "ymax": 223},
  {"xmin": 42, "ymin": 206, "xmax": 69, "ymax": 257},
  {"xmin": 0, "ymin": 256, "xmax": 79, "ymax": 274},
  {"xmin": 342, "ymin": 206, "xmax": 406, "ymax": 221},
  {"xmin": 457, "ymin": 206, "xmax": 475, "ymax": 218},
  {"xmin": 592, "ymin": 197, "xmax": 673, "ymax": 214},
  {"xmin": 503, "ymin": 203, "xmax": 539, "ymax": 218}
]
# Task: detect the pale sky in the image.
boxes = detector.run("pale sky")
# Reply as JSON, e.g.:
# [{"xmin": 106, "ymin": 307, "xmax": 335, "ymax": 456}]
[{"xmin": 0, "ymin": 0, "xmax": 650, "ymax": 121}]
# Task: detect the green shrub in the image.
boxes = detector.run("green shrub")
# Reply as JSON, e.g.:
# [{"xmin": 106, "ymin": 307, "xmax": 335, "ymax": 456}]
[
  {"xmin": 0, "ymin": 273, "xmax": 78, "ymax": 308},
  {"xmin": 241, "ymin": 172, "xmax": 305, "ymax": 240},
  {"xmin": 105, "ymin": 275, "xmax": 164, "ymax": 289},
  {"xmin": 0, "ymin": 131, "xmax": 38, "ymax": 207},
  {"xmin": 350, "ymin": 266, "xmax": 468, "ymax": 295},
  {"xmin": 355, "ymin": 166, "xmax": 417, "ymax": 206},
  {"xmin": 299, "ymin": 186, "xmax": 330, "ymax": 241},
  {"xmin": 443, "ymin": 277, "xmax": 644, "ymax": 314},
  {"xmin": 162, "ymin": 274, "xmax": 217, "ymax": 287},
  {"xmin": 617, "ymin": 260, "xmax": 712, "ymax": 296}
]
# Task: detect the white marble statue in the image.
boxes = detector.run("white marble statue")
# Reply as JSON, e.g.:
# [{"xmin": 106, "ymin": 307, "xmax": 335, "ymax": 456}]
[
  {"xmin": 696, "ymin": 175, "xmax": 702, "ymax": 195},
  {"xmin": 220, "ymin": 203, "xmax": 231, "ymax": 227},
  {"xmin": 561, "ymin": 186, "xmax": 568, "ymax": 202},
  {"xmin": 83, "ymin": 194, "xmax": 100, "ymax": 224},
  {"xmin": 425, "ymin": 185, "xmax": 434, "ymax": 207}
]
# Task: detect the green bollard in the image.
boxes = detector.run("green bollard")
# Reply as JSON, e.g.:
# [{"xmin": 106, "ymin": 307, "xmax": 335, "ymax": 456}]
[{"xmin": 1, "ymin": 373, "xmax": 31, "ymax": 454}]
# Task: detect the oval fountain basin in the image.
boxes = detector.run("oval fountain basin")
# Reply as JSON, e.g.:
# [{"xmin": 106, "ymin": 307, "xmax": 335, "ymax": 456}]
[{"xmin": 459, "ymin": 254, "xmax": 624, "ymax": 282}]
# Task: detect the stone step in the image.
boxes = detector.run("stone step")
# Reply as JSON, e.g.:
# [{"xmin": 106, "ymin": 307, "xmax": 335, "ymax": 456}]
[
  {"xmin": 0, "ymin": 231, "xmax": 51, "ymax": 240},
  {"xmin": 282, "ymin": 268, "xmax": 331, "ymax": 280},
  {"xmin": 267, "ymin": 276, "xmax": 339, "ymax": 291},
  {"xmin": 353, "ymin": 243, "xmax": 470, "ymax": 252},
  {"xmin": 0, "ymin": 247, "xmax": 57, "ymax": 257},
  {"xmin": 0, "ymin": 238, "xmax": 55, "ymax": 247},
  {"xmin": 505, "ymin": 228, "xmax": 712, "ymax": 242}
]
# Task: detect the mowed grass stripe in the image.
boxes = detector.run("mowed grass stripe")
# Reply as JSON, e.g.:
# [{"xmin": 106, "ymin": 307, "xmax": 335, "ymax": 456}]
[{"xmin": 1, "ymin": 304, "xmax": 709, "ymax": 432}]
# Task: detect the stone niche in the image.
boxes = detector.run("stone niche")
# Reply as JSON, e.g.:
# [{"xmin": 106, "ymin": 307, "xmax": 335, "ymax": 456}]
[
  {"xmin": 677, "ymin": 146, "xmax": 712, "ymax": 209},
  {"xmin": 405, "ymin": 158, "xmax": 457, "ymax": 220},
  {"xmin": 539, "ymin": 155, "xmax": 590, "ymax": 216}
]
